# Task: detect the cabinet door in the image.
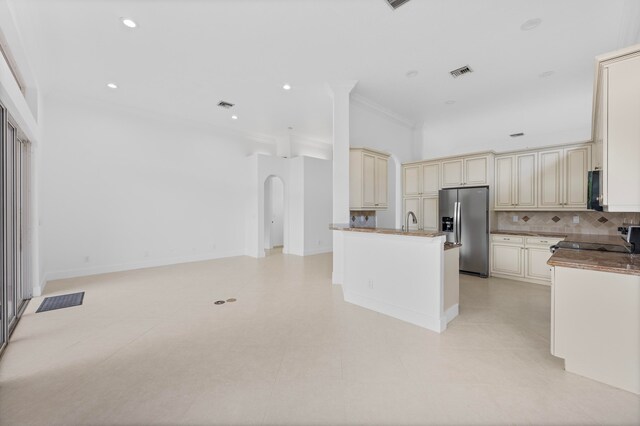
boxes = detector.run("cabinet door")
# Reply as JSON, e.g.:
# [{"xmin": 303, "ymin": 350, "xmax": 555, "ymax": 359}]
[
  {"xmin": 421, "ymin": 163, "xmax": 440, "ymax": 195},
  {"xmin": 564, "ymin": 146, "xmax": 589, "ymax": 209},
  {"xmin": 516, "ymin": 153, "xmax": 537, "ymax": 208},
  {"xmin": 494, "ymin": 156, "xmax": 514, "ymax": 209},
  {"xmin": 606, "ymin": 54, "xmax": 640, "ymax": 211},
  {"xmin": 362, "ymin": 153, "xmax": 376, "ymax": 207},
  {"xmin": 441, "ymin": 159, "xmax": 463, "ymax": 187},
  {"xmin": 403, "ymin": 164, "xmax": 421, "ymax": 197},
  {"xmin": 525, "ymin": 247, "xmax": 553, "ymax": 282},
  {"xmin": 421, "ymin": 197, "xmax": 439, "ymax": 231},
  {"xmin": 403, "ymin": 198, "xmax": 421, "ymax": 230},
  {"xmin": 491, "ymin": 244, "xmax": 523, "ymax": 276},
  {"xmin": 375, "ymin": 156, "xmax": 388, "ymax": 207},
  {"xmin": 538, "ymin": 150, "xmax": 563, "ymax": 208},
  {"xmin": 464, "ymin": 156, "xmax": 488, "ymax": 185}
]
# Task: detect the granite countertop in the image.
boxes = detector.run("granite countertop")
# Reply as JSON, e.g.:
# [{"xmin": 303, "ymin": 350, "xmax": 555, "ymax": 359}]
[
  {"xmin": 329, "ymin": 224, "xmax": 445, "ymax": 238},
  {"xmin": 444, "ymin": 242, "xmax": 462, "ymax": 251},
  {"xmin": 491, "ymin": 230, "xmax": 639, "ymax": 276}
]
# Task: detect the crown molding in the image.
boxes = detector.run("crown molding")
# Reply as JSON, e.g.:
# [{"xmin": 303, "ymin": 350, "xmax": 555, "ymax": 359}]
[{"xmin": 350, "ymin": 93, "xmax": 416, "ymax": 130}]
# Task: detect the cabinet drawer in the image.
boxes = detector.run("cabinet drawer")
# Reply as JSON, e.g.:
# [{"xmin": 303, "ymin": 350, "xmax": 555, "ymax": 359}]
[
  {"xmin": 525, "ymin": 237, "xmax": 562, "ymax": 247},
  {"xmin": 491, "ymin": 235, "xmax": 524, "ymax": 244}
]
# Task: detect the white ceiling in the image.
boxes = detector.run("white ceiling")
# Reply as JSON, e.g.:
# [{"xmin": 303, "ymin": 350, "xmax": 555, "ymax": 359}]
[{"xmin": 8, "ymin": 0, "xmax": 640, "ymax": 145}]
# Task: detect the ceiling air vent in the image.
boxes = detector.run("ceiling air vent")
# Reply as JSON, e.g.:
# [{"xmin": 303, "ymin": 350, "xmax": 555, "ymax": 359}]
[
  {"xmin": 217, "ymin": 101, "xmax": 235, "ymax": 109},
  {"xmin": 450, "ymin": 65, "xmax": 474, "ymax": 78},
  {"xmin": 386, "ymin": 0, "xmax": 411, "ymax": 10}
]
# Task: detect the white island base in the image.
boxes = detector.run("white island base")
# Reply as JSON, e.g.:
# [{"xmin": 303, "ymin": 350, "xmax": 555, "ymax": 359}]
[{"xmin": 337, "ymin": 229, "xmax": 459, "ymax": 333}]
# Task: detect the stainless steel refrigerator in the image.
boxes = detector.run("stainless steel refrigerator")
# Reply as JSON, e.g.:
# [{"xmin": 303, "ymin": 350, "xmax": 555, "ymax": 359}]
[{"xmin": 439, "ymin": 186, "xmax": 489, "ymax": 277}]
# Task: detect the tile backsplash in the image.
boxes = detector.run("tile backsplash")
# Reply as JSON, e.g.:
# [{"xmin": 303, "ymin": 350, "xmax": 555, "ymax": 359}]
[
  {"xmin": 495, "ymin": 211, "xmax": 640, "ymax": 235},
  {"xmin": 350, "ymin": 211, "xmax": 376, "ymax": 228}
]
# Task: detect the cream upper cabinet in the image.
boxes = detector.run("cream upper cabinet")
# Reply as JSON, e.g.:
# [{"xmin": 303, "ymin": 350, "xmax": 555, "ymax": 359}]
[
  {"xmin": 593, "ymin": 46, "xmax": 640, "ymax": 212},
  {"xmin": 494, "ymin": 153, "xmax": 536, "ymax": 209},
  {"xmin": 402, "ymin": 164, "xmax": 421, "ymax": 197},
  {"xmin": 421, "ymin": 163, "xmax": 440, "ymax": 195},
  {"xmin": 538, "ymin": 146, "xmax": 590, "ymax": 210},
  {"xmin": 495, "ymin": 156, "xmax": 514, "ymax": 208},
  {"xmin": 375, "ymin": 156, "xmax": 388, "ymax": 208},
  {"xmin": 464, "ymin": 156, "xmax": 489, "ymax": 186},
  {"xmin": 441, "ymin": 159, "xmax": 463, "ymax": 187},
  {"xmin": 421, "ymin": 196, "xmax": 439, "ymax": 231},
  {"xmin": 441, "ymin": 155, "xmax": 489, "ymax": 188},
  {"xmin": 564, "ymin": 146, "xmax": 589, "ymax": 208},
  {"xmin": 350, "ymin": 148, "xmax": 389, "ymax": 210}
]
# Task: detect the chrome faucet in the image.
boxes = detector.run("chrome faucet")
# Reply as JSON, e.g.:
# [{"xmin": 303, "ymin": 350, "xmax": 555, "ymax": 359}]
[{"xmin": 405, "ymin": 211, "xmax": 417, "ymax": 232}]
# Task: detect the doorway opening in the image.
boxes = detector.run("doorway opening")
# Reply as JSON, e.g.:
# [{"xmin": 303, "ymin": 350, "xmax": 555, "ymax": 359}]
[{"xmin": 264, "ymin": 175, "xmax": 285, "ymax": 256}]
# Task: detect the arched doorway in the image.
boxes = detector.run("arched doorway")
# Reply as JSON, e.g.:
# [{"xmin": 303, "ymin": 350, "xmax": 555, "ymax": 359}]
[{"xmin": 264, "ymin": 175, "xmax": 285, "ymax": 256}]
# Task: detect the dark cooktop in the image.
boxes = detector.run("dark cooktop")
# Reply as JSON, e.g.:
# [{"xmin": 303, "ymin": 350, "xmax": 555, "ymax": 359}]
[{"xmin": 555, "ymin": 240, "xmax": 632, "ymax": 253}]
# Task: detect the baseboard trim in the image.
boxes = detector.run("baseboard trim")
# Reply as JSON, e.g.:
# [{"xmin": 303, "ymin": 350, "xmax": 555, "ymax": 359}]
[
  {"xmin": 444, "ymin": 303, "xmax": 459, "ymax": 325},
  {"xmin": 303, "ymin": 246, "xmax": 333, "ymax": 256},
  {"xmin": 45, "ymin": 250, "xmax": 245, "ymax": 283}
]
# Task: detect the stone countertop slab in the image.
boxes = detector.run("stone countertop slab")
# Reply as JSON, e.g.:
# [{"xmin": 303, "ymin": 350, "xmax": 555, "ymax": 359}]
[
  {"xmin": 547, "ymin": 248, "xmax": 640, "ymax": 276},
  {"xmin": 329, "ymin": 224, "xmax": 445, "ymax": 238}
]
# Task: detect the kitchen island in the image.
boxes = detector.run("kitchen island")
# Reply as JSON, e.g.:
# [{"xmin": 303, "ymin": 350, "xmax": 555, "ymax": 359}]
[{"xmin": 330, "ymin": 225, "xmax": 460, "ymax": 333}]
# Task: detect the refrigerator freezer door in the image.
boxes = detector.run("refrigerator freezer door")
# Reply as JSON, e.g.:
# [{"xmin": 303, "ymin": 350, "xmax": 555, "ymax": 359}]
[
  {"xmin": 458, "ymin": 187, "xmax": 489, "ymax": 276},
  {"xmin": 438, "ymin": 189, "xmax": 458, "ymax": 243}
]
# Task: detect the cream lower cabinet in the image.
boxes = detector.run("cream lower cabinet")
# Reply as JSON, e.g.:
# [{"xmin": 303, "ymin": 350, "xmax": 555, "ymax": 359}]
[
  {"xmin": 402, "ymin": 196, "xmax": 439, "ymax": 231},
  {"xmin": 491, "ymin": 235, "xmax": 562, "ymax": 285}
]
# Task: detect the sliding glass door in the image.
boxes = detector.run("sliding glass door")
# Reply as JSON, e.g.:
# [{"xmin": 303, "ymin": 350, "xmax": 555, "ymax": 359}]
[{"xmin": 1, "ymin": 101, "xmax": 31, "ymax": 356}]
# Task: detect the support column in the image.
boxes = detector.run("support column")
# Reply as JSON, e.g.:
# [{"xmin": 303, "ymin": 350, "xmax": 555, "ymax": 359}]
[{"xmin": 327, "ymin": 81, "xmax": 357, "ymax": 285}]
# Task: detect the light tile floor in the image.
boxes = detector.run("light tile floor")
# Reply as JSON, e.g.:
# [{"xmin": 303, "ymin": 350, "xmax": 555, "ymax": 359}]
[{"xmin": 1, "ymin": 251, "xmax": 638, "ymax": 425}]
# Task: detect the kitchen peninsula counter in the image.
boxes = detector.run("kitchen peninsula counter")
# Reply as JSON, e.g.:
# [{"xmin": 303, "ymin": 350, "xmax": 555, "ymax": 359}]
[{"xmin": 331, "ymin": 224, "xmax": 459, "ymax": 332}]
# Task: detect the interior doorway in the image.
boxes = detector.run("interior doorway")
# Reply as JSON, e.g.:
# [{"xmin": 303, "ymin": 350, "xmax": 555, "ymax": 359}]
[{"xmin": 264, "ymin": 175, "xmax": 284, "ymax": 256}]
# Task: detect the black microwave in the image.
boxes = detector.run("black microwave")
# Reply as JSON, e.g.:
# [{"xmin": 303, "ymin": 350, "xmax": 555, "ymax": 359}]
[{"xmin": 587, "ymin": 170, "xmax": 603, "ymax": 211}]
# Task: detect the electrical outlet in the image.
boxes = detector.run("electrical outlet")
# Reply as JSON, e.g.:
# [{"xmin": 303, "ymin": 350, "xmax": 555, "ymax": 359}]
[
  {"xmin": 512, "ymin": 215, "xmax": 519, "ymax": 222},
  {"xmin": 573, "ymin": 215, "xmax": 580, "ymax": 224},
  {"xmin": 317, "ymin": 240, "xmax": 322, "ymax": 246},
  {"xmin": 368, "ymin": 280, "xmax": 374, "ymax": 289},
  {"xmin": 84, "ymin": 256, "xmax": 90, "ymax": 263}
]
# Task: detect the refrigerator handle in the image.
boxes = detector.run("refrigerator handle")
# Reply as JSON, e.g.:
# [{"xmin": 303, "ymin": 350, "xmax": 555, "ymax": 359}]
[
  {"xmin": 453, "ymin": 201, "xmax": 459, "ymax": 243},
  {"xmin": 456, "ymin": 201, "xmax": 462, "ymax": 243}
]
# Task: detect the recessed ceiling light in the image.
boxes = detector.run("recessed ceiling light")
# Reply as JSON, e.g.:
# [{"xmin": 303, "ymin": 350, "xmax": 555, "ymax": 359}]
[
  {"xmin": 445, "ymin": 100, "xmax": 456, "ymax": 105},
  {"xmin": 288, "ymin": 126, "xmax": 293, "ymax": 130},
  {"xmin": 121, "ymin": 18, "xmax": 137, "ymax": 28},
  {"xmin": 282, "ymin": 84, "xmax": 291, "ymax": 90},
  {"xmin": 405, "ymin": 70, "xmax": 418, "ymax": 78},
  {"xmin": 106, "ymin": 83, "xmax": 118, "ymax": 89},
  {"xmin": 231, "ymin": 115, "xmax": 238, "ymax": 120},
  {"xmin": 520, "ymin": 18, "xmax": 542, "ymax": 31},
  {"xmin": 539, "ymin": 70, "xmax": 555, "ymax": 78}
]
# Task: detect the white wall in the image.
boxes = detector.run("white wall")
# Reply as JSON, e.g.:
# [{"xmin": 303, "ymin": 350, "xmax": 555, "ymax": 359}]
[
  {"xmin": 350, "ymin": 99, "xmax": 417, "ymax": 229},
  {"xmin": 41, "ymin": 95, "xmax": 275, "ymax": 282},
  {"xmin": 303, "ymin": 156, "xmax": 333, "ymax": 255},
  {"xmin": 421, "ymin": 85, "xmax": 593, "ymax": 159}
]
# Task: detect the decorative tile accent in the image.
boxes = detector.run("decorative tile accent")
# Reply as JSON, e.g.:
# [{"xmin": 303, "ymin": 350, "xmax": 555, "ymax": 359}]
[
  {"xmin": 522, "ymin": 216, "xmax": 530, "ymax": 222},
  {"xmin": 495, "ymin": 211, "xmax": 640, "ymax": 236}
]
